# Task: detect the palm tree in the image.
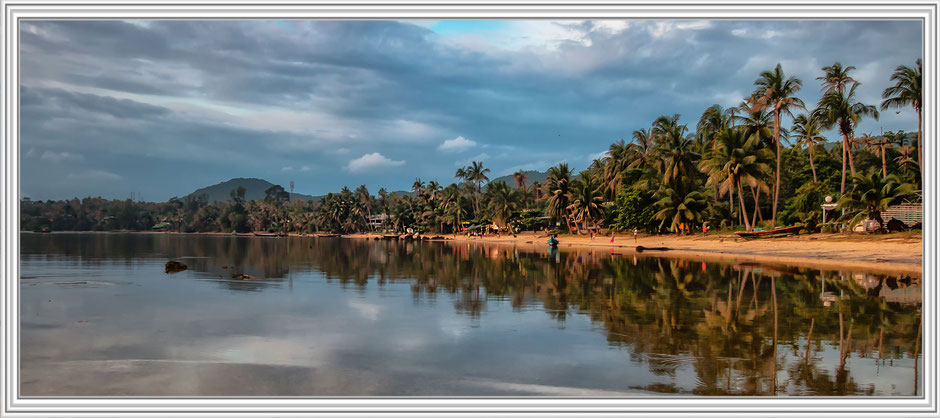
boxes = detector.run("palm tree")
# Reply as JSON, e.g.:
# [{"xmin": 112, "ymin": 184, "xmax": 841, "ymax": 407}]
[
  {"xmin": 698, "ymin": 127, "xmax": 772, "ymax": 231},
  {"xmin": 790, "ymin": 114, "xmax": 827, "ymax": 183},
  {"xmin": 484, "ymin": 181, "xmax": 518, "ymax": 228},
  {"xmin": 838, "ymin": 172, "xmax": 914, "ymax": 229},
  {"xmin": 626, "ymin": 129, "xmax": 655, "ymax": 170},
  {"xmin": 603, "ymin": 139, "xmax": 629, "ymax": 199},
  {"xmin": 440, "ymin": 184, "xmax": 465, "ymax": 234},
  {"xmin": 815, "ymin": 83, "xmax": 879, "ymax": 195},
  {"xmin": 462, "ymin": 161, "xmax": 490, "ymax": 216},
  {"xmin": 354, "ymin": 185, "xmax": 373, "ymax": 231},
  {"xmin": 698, "ymin": 105, "xmax": 730, "ymax": 202},
  {"xmin": 652, "ymin": 119, "xmax": 698, "ymax": 190},
  {"xmin": 860, "ymin": 134, "xmax": 891, "ymax": 178},
  {"xmin": 752, "ymin": 63, "xmax": 805, "ymax": 226},
  {"xmin": 653, "ymin": 187, "xmax": 707, "ymax": 234},
  {"xmin": 817, "ymin": 62, "xmax": 857, "ymax": 94},
  {"xmin": 545, "ymin": 163, "xmax": 573, "ymax": 231},
  {"xmin": 881, "ymin": 59, "xmax": 922, "ymax": 179},
  {"xmin": 513, "ymin": 170, "xmax": 529, "ymax": 208},
  {"xmin": 567, "ymin": 172, "xmax": 605, "ymax": 234}
]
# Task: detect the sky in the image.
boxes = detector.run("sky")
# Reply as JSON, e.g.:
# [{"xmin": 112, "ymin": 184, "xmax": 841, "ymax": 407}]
[{"xmin": 19, "ymin": 19, "xmax": 922, "ymax": 201}]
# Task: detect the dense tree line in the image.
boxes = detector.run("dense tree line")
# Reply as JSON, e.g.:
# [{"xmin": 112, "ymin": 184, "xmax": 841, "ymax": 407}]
[{"xmin": 23, "ymin": 60, "xmax": 922, "ymax": 235}]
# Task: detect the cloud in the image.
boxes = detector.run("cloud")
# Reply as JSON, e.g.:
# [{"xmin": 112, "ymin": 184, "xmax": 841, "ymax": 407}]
[
  {"xmin": 40, "ymin": 151, "xmax": 83, "ymax": 163},
  {"xmin": 347, "ymin": 152, "xmax": 405, "ymax": 173},
  {"xmin": 438, "ymin": 136, "xmax": 477, "ymax": 152},
  {"xmin": 65, "ymin": 169, "xmax": 122, "ymax": 182}
]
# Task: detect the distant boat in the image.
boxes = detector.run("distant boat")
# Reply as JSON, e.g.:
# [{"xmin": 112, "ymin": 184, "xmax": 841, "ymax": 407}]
[
  {"xmin": 253, "ymin": 232, "xmax": 285, "ymax": 237},
  {"xmin": 317, "ymin": 233, "xmax": 340, "ymax": 238},
  {"xmin": 39, "ymin": 227, "xmax": 51, "ymax": 233},
  {"xmin": 734, "ymin": 225, "xmax": 802, "ymax": 240}
]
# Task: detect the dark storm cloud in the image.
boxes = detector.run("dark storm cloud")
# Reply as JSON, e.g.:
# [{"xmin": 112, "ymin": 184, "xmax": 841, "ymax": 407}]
[{"xmin": 19, "ymin": 19, "xmax": 922, "ymax": 200}]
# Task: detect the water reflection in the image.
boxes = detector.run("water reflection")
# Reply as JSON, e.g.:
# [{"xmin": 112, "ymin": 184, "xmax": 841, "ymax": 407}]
[{"xmin": 20, "ymin": 233, "xmax": 922, "ymax": 396}]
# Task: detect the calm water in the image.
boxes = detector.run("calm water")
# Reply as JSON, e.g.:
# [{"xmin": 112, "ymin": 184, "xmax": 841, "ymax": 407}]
[{"xmin": 20, "ymin": 233, "xmax": 922, "ymax": 396}]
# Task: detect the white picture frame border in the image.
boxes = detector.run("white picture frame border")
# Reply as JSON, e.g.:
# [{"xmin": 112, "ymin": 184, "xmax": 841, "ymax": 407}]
[{"xmin": 1, "ymin": 1, "xmax": 936, "ymax": 416}]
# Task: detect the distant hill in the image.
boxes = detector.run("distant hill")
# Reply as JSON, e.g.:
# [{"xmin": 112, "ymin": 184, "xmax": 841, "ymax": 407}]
[
  {"xmin": 184, "ymin": 178, "xmax": 322, "ymax": 202},
  {"xmin": 490, "ymin": 170, "xmax": 548, "ymax": 187}
]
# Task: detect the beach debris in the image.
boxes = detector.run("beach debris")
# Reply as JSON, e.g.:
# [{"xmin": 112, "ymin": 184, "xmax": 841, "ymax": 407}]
[
  {"xmin": 886, "ymin": 218, "xmax": 908, "ymax": 232},
  {"xmin": 165, "ymin": 260, "xmax": 188, "ymax": 274},
  {"xmin": 231, "ymin": 273, "xmax": 258, "ymax": 280},
  {"xmin": 635, "ymin": 246, "xmax": 670, "ymax": 253}
]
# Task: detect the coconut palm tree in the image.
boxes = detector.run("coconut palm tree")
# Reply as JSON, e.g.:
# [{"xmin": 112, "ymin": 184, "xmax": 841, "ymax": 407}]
[
  {"xmin": 860, "ymin": 134, "xmax": 892, "ymax": 178},
  {"xmin": 653, "ymin": 119, "xmax": 698, "ymax": 190},
  {"xmin": 484, "ymin": 181, "xmax": 518, "ymax": 228},
  {"xmin": 602, "ymin": 139, "xmax": 629, "ymax": 199},
  {"xmin": 698, "ymin": 105, "xmax": 731, "ymax": 202},
  {"xmin": 838, "ymin": 172, "xmax": 914, "ymax": 229},
  {"xmin": 698, "ymin": 127, "xmax": 772, "ymax": 231},
  {"xmin": 626, "ymin": 129, "xmax": 655, "ymax": 170},
  {"xmin": 790, "ymin": 114, "xmax": 827, "ymax": 183},
  {"xmin": 881, "ymin": 59, "xmax": 922, "ymax": 179},
  {"xmin": 817, "ymin": 62, "xmax": 857, "ymax": 94},
  {"xmin": 441, "ymin": 184, "xmax": 466, "ymax": 234},
  {"xmin": 466, "ymin": 161, "xmax": 490, "ymax": 215},
  {"xmin": 814, "ymin": 82, "xmax": 879, "ymax": 195},
  {"xmin": 567, "ymin": 172, "xmax": 605, "ymax": 234},
  {"xmin": 653, "ymin": 187, "xmax": 708, "ymax": 234},
  {"xmin": 752, "ymin": 63, "xmax": 805, "ymax": 226},
  {"xmin": 545, "ymin": 163, "xmax": 573, "ymax": 230}
]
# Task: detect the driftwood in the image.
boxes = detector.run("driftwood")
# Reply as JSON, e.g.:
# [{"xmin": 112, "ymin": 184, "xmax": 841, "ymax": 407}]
[{"xmin": 164, "ymin": 261, "xmax": 188, "ymax": 274}]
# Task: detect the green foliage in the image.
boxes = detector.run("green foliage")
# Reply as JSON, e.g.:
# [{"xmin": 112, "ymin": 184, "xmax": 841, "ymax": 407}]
[{"xmin": 612, "ymin": 189, "xmax": 656, "ymax": 233}]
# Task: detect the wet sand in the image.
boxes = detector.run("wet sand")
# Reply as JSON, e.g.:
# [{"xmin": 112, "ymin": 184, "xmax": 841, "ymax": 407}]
[{"xmin": 345, "ymin": 231, "xmax": 923, "ymax": 275}]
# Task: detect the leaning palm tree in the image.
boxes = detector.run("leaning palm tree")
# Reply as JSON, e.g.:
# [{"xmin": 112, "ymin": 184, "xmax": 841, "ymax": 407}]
[
  {"xmin": 817, "ymin": 62, "xmax": 857, "ymax": 94},
  {"xmin": 698, "ymin": 127, "xmax": 772, "ymax": 231},
  {"xmin": 790, "ymin": 114, "xmax": 827, "ymax": 183},
  {"xmin": 653, "ymin": 187, "xmax": 708, "ymax": 235},
  {"xmin": 567, "ymin": 172, "xmax": 605, "ymax": 234},
  {"xmin": 814, "ymin": 83, "xmax": 879, "ymax": 195},
  {"xmin": 752, "ymin": 63, "xmax": 805, "ymax": 226},
  {"xmin": 697, "ymin": 105, "xmax": 731, "ymax": 202},
  {"xmin": 881, "ymin": 59, "xmax": 922, "ymax": 179},
  {"xmin": 626, "ymin": 128, "xmax": 655, "ymax": 170},
  {"xmin": 838, "ymin": 171, "xmax": 914, "ymax": 229},
  {"xmin": 484, "ymin": 181, "xmax": 519, "ymax": 228},
  {"xmin": 545, "ymin": 163, "xmax": 573, "ymax": 231}
]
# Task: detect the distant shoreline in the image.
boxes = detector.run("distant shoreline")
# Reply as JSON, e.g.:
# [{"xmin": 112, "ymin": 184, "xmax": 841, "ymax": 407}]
[{"xmin": 27, "ymin": 229, "xmax": 917, "ymax": 276}]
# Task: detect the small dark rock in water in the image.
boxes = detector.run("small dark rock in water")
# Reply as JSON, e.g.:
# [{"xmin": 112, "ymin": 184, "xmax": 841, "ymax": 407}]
[
  {"xmin": 231, "ymin": 273, "xmax": 257, "ymax": 280},
  {"xmin": 911, "ymin": 222, "xmax": 923, "ymax": 230},
  {"xmin": 165, "ymin": 260, "xmax": 188, "ymax": 274}
]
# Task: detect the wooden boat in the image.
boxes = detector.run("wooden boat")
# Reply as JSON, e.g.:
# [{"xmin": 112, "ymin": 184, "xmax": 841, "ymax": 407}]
[
  {"xmin": 39, "ymin": 227, "xmax": 51, "ymax": 233},
  {"xmin": 317, "ymin": 233, "xmax": 340, "ymax": 238},
  {"xmin": 253, "ymin": 232, "xmax": 285, "ymax": 237},
  {"xmin": 734, "ymin": 225, "xmax": 802, "ymax": 240}
]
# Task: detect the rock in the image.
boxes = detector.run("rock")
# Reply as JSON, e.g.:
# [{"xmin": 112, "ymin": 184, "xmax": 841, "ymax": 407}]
[
  {"xmin": 885, "ymin": 218, "xmax": 908, "ymax": 232},
  {"xmin": 165, "ymin": 260, "xmax": 188, "ymax": 274},
  {"xmin": 911, "ymin": 222, "xmax": 923, "ymax": 230}
]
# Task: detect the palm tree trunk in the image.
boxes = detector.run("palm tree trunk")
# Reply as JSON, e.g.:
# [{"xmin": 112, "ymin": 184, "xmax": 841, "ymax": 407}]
[
  {"xmin": 751, "ymin": 185, "xmax": 760, "ymax": 227},
  {"xmin": 737, "ymin": 182, "xmax": 752, "ymax": 231},
  {"xmin": 917, "ymin": 110, "xmax": 923, "ymax": 180},
  {"xmin": 772, "ymin": 109, "xmax": 781, "ymax": 227},
  {"xmin": 729, "ymin": 187, "xmax": 735, "ymax": 228},
  {"xmin": 881, "ymin": 145, "xmax": 888, "ymax": 178},
  {"xmin": 841, "ymin": 137, "xmax": 848, "ymax": 194},
  {"xmin": 846, "ymin": 134, "xmax": 857, "ymax": 178},
  {"xmin": 809, "ymin": 145, "xmax": 818, "ymax": 183}
]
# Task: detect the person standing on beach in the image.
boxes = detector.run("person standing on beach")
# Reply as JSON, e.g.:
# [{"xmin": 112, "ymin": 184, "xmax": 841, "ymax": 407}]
[
  {"xmin": 610, "ymin": 232, "xmax": 615, "ymax": 243},
  {"xmin": 703, "ymin": 223, "xmax": 708, "ymax": 237},
  {"xmin": 633, "ymin": 227, "xmax": 638, "ymax": 243}
]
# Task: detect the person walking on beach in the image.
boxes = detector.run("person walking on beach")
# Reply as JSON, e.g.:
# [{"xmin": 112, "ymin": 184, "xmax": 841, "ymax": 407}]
[
  {"xmin": 590, "ymin": 231, "xmax": 595, "ymax": 240},
  {"xmin": 610, "ymin": 232, "xmax": 615, "ymax": 243},
  {"xmin": 702, "ymin": 223, "xmax": 708, "ymax": 237},
  {"xmin": 633, "ymin": 227, "xmax": 638, "ymax": 243}
]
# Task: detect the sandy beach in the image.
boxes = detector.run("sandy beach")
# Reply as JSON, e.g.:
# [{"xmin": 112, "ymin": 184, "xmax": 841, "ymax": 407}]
[{"xmin": 344, "ymin": 231, "xmax": 923, "ymax": 275}]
